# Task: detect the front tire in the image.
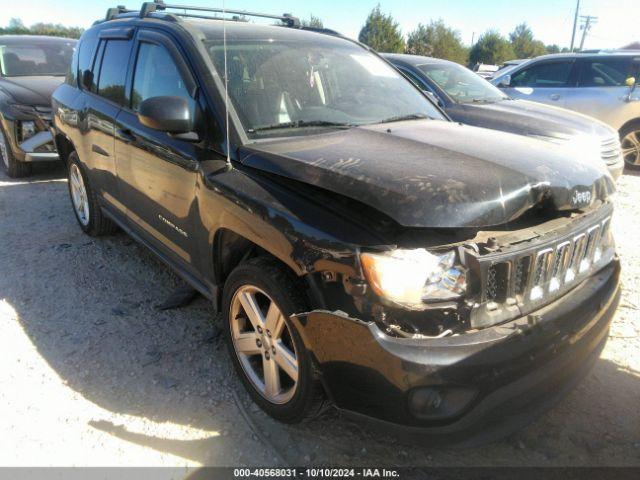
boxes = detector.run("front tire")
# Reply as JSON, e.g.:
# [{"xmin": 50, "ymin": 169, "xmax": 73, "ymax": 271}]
[
  {"xmin": 620, "ymin": 121, "xmax": 640, "ymax": 170},
  {"xmin": 222, "ymin": 257, "xmax": 325, "ymax": 423},
  {"xmin": 0, "ymin": 126, "xmax": 31, "ymax": 178},
  {"xmin": 67, "ymin": 152, "xmax": 117, "ymax": 236}
]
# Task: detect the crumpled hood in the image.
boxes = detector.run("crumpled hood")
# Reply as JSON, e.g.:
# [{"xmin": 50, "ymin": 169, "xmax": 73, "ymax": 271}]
[
  {"xmin": 448, "ymin": 99, "xmax": 616, "ymax": 141},
  {"xmin": 0, "ymin": 76, "xmax": 63, "ymax": 106},
  {"xmin": 240, "ymin": 120, "xmax": 616, "ymax": 228}
]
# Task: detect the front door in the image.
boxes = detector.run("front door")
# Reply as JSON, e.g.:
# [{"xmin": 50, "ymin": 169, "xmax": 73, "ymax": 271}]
[
  {"xmin": 502, "ymin": 59, "xmax": 576, "ymax": 108},
  {"xmin": 114, "ymin": 30, "xmax": 202, "ymax": 271}
]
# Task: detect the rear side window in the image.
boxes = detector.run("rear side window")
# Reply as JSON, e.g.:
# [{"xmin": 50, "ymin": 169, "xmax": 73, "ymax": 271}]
[
  {"xmin": 578, "ymin": 58, "xmax": 636, "ymax": 87},
  {"xmin": 95, "ymin": 39, "xmax": 132, "ymax": 105},
  {"xmin": 76, "ymin": 31, "xmax": 99, "ymax": 88},
  {"xmin": 511, "ymin": 61, "xmax": 574, "ymax": 88},
  {"xmin": 131, "ymin": 42, "xmax": 194, "ymax": 112}
]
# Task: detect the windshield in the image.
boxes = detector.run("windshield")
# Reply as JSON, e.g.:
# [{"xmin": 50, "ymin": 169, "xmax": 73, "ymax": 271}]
[
  {"xmin": 202, "ymin": 30, "xmax": 444, "ymax": 137},
  {"xmin": 417, "ymin": 62, "xmax": 507, "ymax": 104},
  {"xmin": 0, "ymin": 40, "xmax": 76, "ymax": 77}
]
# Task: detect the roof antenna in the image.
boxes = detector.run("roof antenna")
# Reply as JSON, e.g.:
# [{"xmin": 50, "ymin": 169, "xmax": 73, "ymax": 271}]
[{"xmin": 222, "ymin": 0, "xmax": 231, "ymax": 168}]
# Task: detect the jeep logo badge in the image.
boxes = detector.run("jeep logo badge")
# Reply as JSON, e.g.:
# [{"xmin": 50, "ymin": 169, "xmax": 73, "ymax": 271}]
[{"xmin": 571, "ymin": 189, "xmax": 592, "ymax": 208}]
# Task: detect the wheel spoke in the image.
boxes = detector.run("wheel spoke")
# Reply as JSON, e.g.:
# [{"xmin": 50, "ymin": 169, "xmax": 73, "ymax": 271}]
[
  {"xmin": 238, "ymin": 290, "xmax": 265, "ymax": 330},
  {"xmin": 265, "ymin": 302, "xmax": 285, "ymax": 338},
  {"xmin": 274, "ymin": 342, "xmax": 298, "ymax": 382},
  {"xmin": 263, "ymin": 355, "xmax": 281, "ymax": 398},
  {"xmin": 234, "ymin": 332, "xmax": 262, "ymax": 356}
]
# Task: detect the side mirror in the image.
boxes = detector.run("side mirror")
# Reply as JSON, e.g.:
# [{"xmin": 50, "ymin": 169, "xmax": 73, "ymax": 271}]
[
  {"xmin": 424, "ymin": 90, "xmax": 444, "ymax": 107},
  {"xmin": 81, "ymin": 69, "xmax": 93, "ymax": 89},
  {"xmin": 498, "ymin": 74, "xmax": 511, "ymax": 87},
  {"xmin": 138, "ymin": 96, "xmax": 193, "ymax": 134},
  {"xmin": 625, "ymin": 76, "xmax": 636, "ymax": 87}
]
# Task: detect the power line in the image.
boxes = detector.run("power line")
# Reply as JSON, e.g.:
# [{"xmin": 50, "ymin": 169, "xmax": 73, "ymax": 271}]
[{"xmin": 579, "ymin": 15, "xmax": 598, "ymax": 51}]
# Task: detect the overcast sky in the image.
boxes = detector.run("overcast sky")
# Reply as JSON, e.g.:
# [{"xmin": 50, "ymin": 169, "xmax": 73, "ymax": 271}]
[{"xmin": 1, "ymin": 0, "xmax": 638, "ymax": 50}]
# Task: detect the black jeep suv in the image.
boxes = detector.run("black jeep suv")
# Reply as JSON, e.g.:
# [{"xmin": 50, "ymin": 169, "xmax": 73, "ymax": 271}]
[
  {"xmin": 52, "ymin": 2, "xmax": 620, "ymax": 443},
  {"xmin": 0, "ymin": 35, "xmax": 76, "ymax": 177}
]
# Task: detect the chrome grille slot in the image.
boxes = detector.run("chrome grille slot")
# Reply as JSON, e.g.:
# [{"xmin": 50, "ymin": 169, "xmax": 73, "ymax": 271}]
[
  {"xmin": 566, "ymin": 233, "xmax": 586, "ymax": 283},
  {"xmin": 513, "ymin": 256, "xmax": 531, "ymax": 296},
  {"xmin": 530, "ymin": 248, "xmax": 553, "ymax": 300},
  {"xmin": 486, "ymin": 262, "xmax": 509, "ymax": 303},
  {"xmin": 581, "ymin": 225, "xmax": 601, "ymax": 273},
  {"xmin": 549, "ymin": 241, "xmax": 571, "ymax": 293}
]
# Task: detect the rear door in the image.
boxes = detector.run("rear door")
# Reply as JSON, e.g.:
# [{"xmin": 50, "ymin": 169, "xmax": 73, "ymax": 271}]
[
  {"xmin": 502, "ymin": 58, "xmax": 576, "ymax": 107},
  {"xmin": 564, "ymin": 56, "xmax": 640, "ymax": 128},
  {"xmin": 114, "ymin": 29, "xmax": 201, "ymax": 271}
]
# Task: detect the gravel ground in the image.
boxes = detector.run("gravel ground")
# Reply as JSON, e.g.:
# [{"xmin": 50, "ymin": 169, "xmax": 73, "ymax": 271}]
[{"xmin": 0, "ymin": 163, "xmax": 639, "ymax": 469}]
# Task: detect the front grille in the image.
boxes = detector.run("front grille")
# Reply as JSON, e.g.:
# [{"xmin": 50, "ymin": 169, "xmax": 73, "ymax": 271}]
[
  {"xmin": 601, "ymin": 136, "xmax": 622, "ymax": 166},
  {"xmin": 469, "ymin": 210, "xmax": 615, "ymax": 329}
]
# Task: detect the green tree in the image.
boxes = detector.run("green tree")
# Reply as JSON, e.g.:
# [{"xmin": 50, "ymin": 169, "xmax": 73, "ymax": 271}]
[
  {"xmin": 469, "ymin": 30, "xmax": 515, "ymax": 65},
  {"xmin": 302, "ymin": 15, "xmax": 324, "ymax": 29},
  {"xmin": 509, "ymin": 23, "xmax": 547, "ymax": 59},
  {"xmin": 406, "ymin": 20, "xmax": 468, "ymax": 64},
  {"xmin": 358, "ymin": 5, "xmax": 405, "ymax": 53},
  {"xmin": 546, "ymin": 44, "xmax": 561, "ymax": 54}
]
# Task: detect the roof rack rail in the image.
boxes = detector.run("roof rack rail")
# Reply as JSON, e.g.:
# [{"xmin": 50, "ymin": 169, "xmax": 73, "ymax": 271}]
[
  {"xmin": 105, "ymin": 5, "xmax": 136, "ymax": 21},
  {"xmin": 139, "ymin": 0, "xmax": 301, "ymax": 27}
]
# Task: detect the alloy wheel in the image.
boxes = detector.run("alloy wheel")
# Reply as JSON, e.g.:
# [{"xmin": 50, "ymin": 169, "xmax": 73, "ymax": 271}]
[
  {"xmin": 0, "ymin": 130, "xmax": 8, "ymax": 169},
  {"xmin": 229, "ymin": 285, "xmax": 299, "ymax": 404},
  {"xmin": 622, "ymin": 129, "xmax": 640, "ymax": 166},
  {"xmin": 69, "ymin": 163, "xmax": 90, "ymax": 226}
]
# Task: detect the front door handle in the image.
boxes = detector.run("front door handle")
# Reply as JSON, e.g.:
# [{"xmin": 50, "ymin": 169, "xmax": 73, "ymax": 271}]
[
  {"xmin": 550, "ymin": 94, "xmax": 561, "ymax": 101},
  {"xmin": 117, "ymin": 128, "xmax": 136, "ymax": 143}
]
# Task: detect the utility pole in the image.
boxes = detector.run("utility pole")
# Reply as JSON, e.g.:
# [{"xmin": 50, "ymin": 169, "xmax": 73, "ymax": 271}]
[
  {"xmin": 579, "ymin": 15, "xmax": 598, "ymax": 51},
  {"xmin": 471, "ymin": 31, "xmax": 475, "ymax": 46},
  {"xmin": 570, "ymin": 0, "xmax": 580, "ymax": 52}
]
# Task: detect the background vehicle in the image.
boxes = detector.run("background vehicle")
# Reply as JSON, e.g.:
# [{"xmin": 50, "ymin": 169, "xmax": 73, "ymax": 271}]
[
  {"xmin": 0, "ymin": 35, "xmax": 76, "ymax": 177},
  {"xmin": 491, "ymin": 52, "xmax": 640, "ymax": 168},
  {"xmin": 473, "ymin": 62, "xmax": 500, "ymax": 78},
  {"xmin": 52, "ymin": 2, "xmax": 619, "ymax": 443},
  {"xmin": 384, "ymin": 53, "xmax": 624, "ymax": 179}
]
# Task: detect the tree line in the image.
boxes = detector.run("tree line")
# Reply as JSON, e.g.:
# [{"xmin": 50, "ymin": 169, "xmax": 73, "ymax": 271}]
[
  {"xmin": 0, "ymin": 18, "xmax": 83, "ymax": 39},
  {"xmin": 1, "ymin": 8, "xmax": 568, "ymax": 66},
  {"xmin": 357, "ymin": 6, "xmax": 568, "ymax": 66}
]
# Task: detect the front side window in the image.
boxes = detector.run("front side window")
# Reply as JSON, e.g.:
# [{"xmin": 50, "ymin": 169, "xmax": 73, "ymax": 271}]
[
  {"xmin": 417, "ymin": 62, "xmax": 506, "ymax": 104},
  {"xmin": 96, "ymin": 39, "xmax": 132, "ymax": 105},
  {"xmin": 511, "ymin": 61, "xmax": 574, "ymax": 88},
  {"xmin": 578, "ymin": 58, "xmax": 637, "ymax": 87},
  {"xmin": 131, "ymin": 42, "xmax": 194, "ymax": 112},
  {"xmin": 0, "ymin": 40, "xmax": 76, "ymax": 77},
  {"xmin": 202, "ymin": 32, "xmax": 444, "ymax": 137}
]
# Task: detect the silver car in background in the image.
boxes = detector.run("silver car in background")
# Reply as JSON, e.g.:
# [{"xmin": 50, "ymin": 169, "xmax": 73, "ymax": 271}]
[{"xmin": 492, "ymin": 52, "xmax": 640, "ymax": 169}]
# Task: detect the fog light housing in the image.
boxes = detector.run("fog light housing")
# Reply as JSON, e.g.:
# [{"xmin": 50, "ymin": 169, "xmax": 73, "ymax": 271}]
[{"xmin": 408, "ymin": 386, "xmax": 477, "ymax": 420}]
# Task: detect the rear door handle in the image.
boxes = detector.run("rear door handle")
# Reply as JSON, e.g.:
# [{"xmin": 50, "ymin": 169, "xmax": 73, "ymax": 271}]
[
  {"xmin": 550, "ymin": 94, "xmax": 561, "ymax": 101},
  {"xmin": 117, "ymin": 128, "xmax": 136, "ymax": 143}
]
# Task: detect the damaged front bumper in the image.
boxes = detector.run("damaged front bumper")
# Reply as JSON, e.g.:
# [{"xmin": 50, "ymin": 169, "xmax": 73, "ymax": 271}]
[{"xmin": 292, "ymin": 260, "xmax": 620, "ymax": 444}]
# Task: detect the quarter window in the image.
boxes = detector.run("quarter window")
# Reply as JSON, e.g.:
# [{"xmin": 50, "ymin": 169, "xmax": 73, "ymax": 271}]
[
  {"xmin": 578, "ymin": 58, "xmax": 636, "ymax": 87},
  {"xmin": 131, "ymin": 42, "xmax": 194, "ymax": 112},
  {"xmin": 510, "ymin": 61, "xmax": 574, "ymax": 88},
  {"xmin": 95, "ymin": 39, "xmax": 132, "ymax": 105}
]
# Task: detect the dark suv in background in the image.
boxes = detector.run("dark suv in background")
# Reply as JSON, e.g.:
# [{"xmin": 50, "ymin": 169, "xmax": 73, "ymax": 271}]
[
  {"xmin": 52, "ymin": 2, "xmax": 620, "ymax": 443},
  {"xmin": 0, "ymin": 35, "xmax": 76, "ymax": 177}
]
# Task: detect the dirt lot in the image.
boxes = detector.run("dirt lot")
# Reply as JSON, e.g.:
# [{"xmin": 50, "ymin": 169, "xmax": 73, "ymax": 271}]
[{"xmin": 0, "ymin": 163, "xmax": 639, "ymax": 469}]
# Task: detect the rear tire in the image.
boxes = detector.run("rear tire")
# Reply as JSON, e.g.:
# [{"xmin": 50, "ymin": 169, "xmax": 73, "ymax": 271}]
[
  {"xmin": 222, "ymin": 256, "xmax": 326, "ymax": 423},
  {"xmin": 0, "ymin": 127, "xmax": 32, "ymax": 178},
  {"xmin": 67, "ymin": 151, "xmax": 117, "ymax": 236},
  {"xmin": 620, "ymin": 121, "xmax": 640, "ymax": 170}
]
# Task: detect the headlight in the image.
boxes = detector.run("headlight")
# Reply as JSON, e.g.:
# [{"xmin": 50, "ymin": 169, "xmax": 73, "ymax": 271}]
[
  {"xmin": 360, "ymin": 249, "xmax": 467, "ymax": 309},
  {"xmin": 19, "ymin": 121, "xmax": 37, "ymax": 142}
]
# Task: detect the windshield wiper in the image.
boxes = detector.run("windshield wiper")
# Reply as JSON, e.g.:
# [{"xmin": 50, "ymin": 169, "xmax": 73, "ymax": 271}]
[
  {"xmin": 375, "ymin": 113, "xmax": 431, "ymax": 124},
  {"xmin": 248, "ymin": 120, "xmax": 353, "ymax": 133}
]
